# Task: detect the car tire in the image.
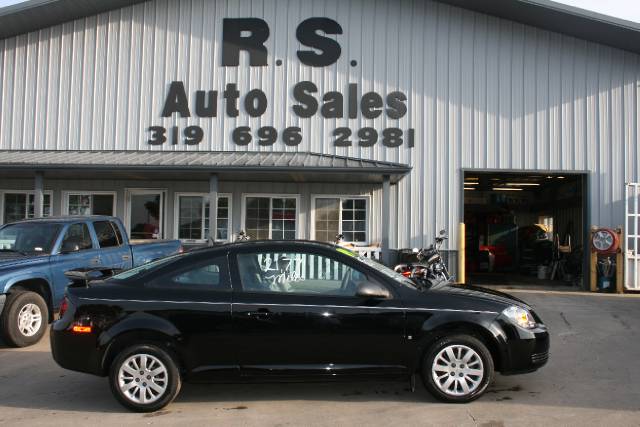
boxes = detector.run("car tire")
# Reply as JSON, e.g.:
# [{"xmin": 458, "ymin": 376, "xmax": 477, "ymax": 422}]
[
  {"xmin": 109, "ymin": 344, "xmax": 181, "ymax": 412},
  {"xmin": 0, "ymin": 291, "xmax": 48, "ymax": 348},
  {"xmin": 421, "ymin": 334, "xmax": 494, "ymax": 403}
]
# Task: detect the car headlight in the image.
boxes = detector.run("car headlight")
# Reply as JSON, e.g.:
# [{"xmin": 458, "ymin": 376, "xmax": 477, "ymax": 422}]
[{"xmin": 502, "ymin": 306, "xmax": 537, "ymax": 329}]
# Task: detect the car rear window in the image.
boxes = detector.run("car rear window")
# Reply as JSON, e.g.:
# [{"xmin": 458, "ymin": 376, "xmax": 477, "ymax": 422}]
[
  {"xmin": 111, "ymin": 253, "xmax": 186, "ymax": 280},
  {"xmin": 93, "ymin": 221, "xmax": 120, "ymax": 248}
]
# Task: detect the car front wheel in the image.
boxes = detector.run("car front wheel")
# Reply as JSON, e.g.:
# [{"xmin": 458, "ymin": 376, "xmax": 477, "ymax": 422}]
[
  {"xmin": 422, "ymin": 334, "xmax": 494, "ymax": 403},
  {"xmin": 109, "ymin": 344, "xmax": 181, "ymax": 412},
  {"xmin": 0, "ymin": 291, "xmax": 48, "ymax": 347}
]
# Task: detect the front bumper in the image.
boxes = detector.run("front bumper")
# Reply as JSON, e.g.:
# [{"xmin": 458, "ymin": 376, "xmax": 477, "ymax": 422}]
[{"xmin": 496, "ymin": 321, "xmax": 550, "ymax": 375}]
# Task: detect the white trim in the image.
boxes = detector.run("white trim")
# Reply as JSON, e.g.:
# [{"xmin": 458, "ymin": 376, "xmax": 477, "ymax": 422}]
[
  {"xmin": 310, "ymin": 194, "xmax": 371, "ymax": 245},
  {"xmin": 0, "ymin": 189, "xmax": 54, "ymax": 224},
  {"xmin": 61, "ymin": 190, "xmax": 117, "ymax": 216},
  {"xmin": 241, "ymin": 193, "xmax": 301, "ymax": 240},
  {"xmin": 124, "ymin": 188, "xmax": 167, "ymax": 240},
  {"xmin": 173, "ymin": 192, "xmax": 232, "ymax": 243}
]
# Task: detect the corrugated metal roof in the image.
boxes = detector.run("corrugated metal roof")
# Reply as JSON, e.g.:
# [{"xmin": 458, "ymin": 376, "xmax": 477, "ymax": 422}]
[
  {"xmin": 0, "ymin": 149, "xmax": 411, "ymax": 174},
  {"xmin": 2, "ymin": 0, "xmax": 640, "ymax": 54}
]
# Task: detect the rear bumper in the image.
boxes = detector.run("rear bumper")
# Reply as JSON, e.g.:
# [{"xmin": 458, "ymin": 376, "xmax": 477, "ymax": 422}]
[
  {"xmin": 50, "ymin": 320, "xmax": 105, "ymax": 376},
  {"xmin": 496, "ymin": 321, "xmax": 550, "ymax": 375}
]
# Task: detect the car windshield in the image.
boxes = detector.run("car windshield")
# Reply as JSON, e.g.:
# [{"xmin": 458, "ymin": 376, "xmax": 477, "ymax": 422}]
[
  {"xmin": 0, "ymin": 223, "xmax": 62, "ymax": 255},
  {"xmin": 346, "ymin": 250, "xmax": 418, "ymax": 289},
  {"xmin": 111, "ymin": 253, "xmax": 186, "ymax": 280}
]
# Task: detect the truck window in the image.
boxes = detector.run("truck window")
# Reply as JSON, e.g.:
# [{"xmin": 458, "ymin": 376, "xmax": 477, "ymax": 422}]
[
  {"xmin": 93, "ymin": 221, "xmax": 120, "ymax": 248},
  {"xmin": 110, "ymin": 221, "xmax": 125, "ymax": 245},
  {"xmin": 62, "ymin": 223, "xmax": 93, "ymax": 251}
]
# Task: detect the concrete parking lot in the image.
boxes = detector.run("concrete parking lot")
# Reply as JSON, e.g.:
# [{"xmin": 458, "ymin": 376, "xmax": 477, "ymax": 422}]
[{"xmin": 1, "ymin": 291, "xmax": 639, "ymax": 427}]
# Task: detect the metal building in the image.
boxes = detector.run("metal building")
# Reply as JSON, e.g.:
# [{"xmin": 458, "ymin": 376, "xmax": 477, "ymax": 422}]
[{"xmin": 1, "ymin": 0, "xmax": 639, "ymax": 289}]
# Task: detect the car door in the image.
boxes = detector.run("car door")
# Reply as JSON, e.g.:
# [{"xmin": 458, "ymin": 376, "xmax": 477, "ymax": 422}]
[
  {"xmin": 143, "ymin": 253, "xmax": 236, "ymax": 381},
  {"xmin": 91, "ymin": 220, "xmax": 132, "ymax": 271},
  {"xmin": 49, "ymin": 222, "xmax": 102, "ymax": 306},
  {"xmin": 230, "ymin": 244, "xmax": 407, "ymax": 379}
]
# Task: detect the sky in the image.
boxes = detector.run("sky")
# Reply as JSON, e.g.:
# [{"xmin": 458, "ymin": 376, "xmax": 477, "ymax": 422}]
[{"xmin": 0, "ymin": 0, "xmax": 638, "ymax": 24}]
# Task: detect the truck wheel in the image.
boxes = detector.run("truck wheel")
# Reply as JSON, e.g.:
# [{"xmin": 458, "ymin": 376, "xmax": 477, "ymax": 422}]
[
  {"xmin": 421, "ymin": 334, "xmax": 494, "ymax": 403},
  {"xmin": 109, "ymin": 344, "xmax": 181, "ymax": 412},
  {"xmin": 1, "ymin": 291, "xmax": 49, "ymax": 347}
]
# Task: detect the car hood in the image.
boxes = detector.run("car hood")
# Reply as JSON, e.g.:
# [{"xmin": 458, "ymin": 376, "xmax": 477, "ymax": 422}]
[
  {"xmin": 0, "ymin": 253, "xmax": 50, "ymax": 272},
  {"xmin": 429, "ymin": 284, "xmax": 532, "ymax": 310}
]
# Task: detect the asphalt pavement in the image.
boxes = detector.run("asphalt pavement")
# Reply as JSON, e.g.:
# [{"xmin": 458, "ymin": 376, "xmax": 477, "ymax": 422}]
[{"xmin": 0, "ymin": 290, "xmax": 639, "ymax": 426}]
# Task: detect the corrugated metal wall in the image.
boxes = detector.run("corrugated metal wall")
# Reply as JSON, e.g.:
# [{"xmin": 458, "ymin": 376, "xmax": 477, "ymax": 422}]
[{"xmin": 1, "ymin": 0, "xmax": 639, "ymax": 250}]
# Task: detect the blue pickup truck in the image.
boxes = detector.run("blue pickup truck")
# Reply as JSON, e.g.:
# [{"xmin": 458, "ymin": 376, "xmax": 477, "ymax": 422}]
[{"xmin": 0, "ymin": 216, "xmax": 181, "ymax": 347}]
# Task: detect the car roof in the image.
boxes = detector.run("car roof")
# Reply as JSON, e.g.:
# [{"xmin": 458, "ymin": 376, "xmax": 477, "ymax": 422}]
[
  {"xmin": 189, "ymin": 239, "xmax": 348, "ymax": 254},
  {"xmin": 4, "ymin": 215, "xmax": 117, "ymax": 225}
]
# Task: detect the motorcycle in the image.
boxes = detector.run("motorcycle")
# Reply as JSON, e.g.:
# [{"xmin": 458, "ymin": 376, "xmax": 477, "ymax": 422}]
[{"xmin": 394, "ymin": 230, "xmax": 452, "ymax": 288}]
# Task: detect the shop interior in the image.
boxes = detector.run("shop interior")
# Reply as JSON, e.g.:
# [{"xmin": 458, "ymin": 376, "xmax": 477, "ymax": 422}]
[{"xmin": 464, "ymin": 172, "xmax": 586, "ymax": 288}]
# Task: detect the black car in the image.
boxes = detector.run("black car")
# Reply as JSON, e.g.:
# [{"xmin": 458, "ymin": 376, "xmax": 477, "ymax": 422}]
[{"xmin": 51, "ymin": 240, "xmax": 549, "ymax": 412}]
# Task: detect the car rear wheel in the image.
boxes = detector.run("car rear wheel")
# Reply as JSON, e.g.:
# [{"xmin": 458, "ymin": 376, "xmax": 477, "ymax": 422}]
[
  {"xmin": 421, "ymin": 334, "xmax": 494, "ymax": 403},
  {"xmin": 109, "ymin": 344, "xmax": 181, "ymax": 412},
  {"xmin": 0, "ymin": 291, "xmax": 48, "ymax": 347}
]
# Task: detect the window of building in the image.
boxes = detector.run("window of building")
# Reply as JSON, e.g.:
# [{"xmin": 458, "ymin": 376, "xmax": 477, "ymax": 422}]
[
  {"xmin": 175, "ymin": 194, "xmax": 231, "ymax": 242},
  {"xmin": 313, "ymin": 196, "xmax": 368, "ymax": 243},
  {"xmin": 236, "ymin": 251, "xmax": 370, "ymax": 296},
  {"xmin": 64, "ymin": 192, "xmax": 115, "ymax": 216},
  {"xmin": 1, "ymin": 192, "xmax": 52, "ymax": 224},
  {"xmin": 244, "ymin": 195, "xmax": 297, "ymax": 240}
]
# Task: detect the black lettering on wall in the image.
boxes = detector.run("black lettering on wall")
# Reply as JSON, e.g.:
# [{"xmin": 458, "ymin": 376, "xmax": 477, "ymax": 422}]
[
  {"xmin": 292, "ymin": 81, "xmax": 319, "ymax": 118},
  {"xmin": 296, "ymin": 18, "xmax": 342, "ymax": 67},
  {"xmin": 386, "ymin": 91, "xmax": 407, "ymax": 119},
  {"xmin": 321, "ymin": 91, "xmax": 343, "ymax": 118},
  {"xmin": 195, "ymin": 90, "xmax": 218, "ymax": 117},
  {"xmin": 348, "ymin": 83, "xmax": 358, "ymax": 119},
  {"xmin": 161, "ymin": 81, "xmax": 191, "ymax": 117},
  {"xmin": 222, "ymin": 18, "xmax": 270, "ymax": 66},
  {"xmin": 224, "ymin": 83, "xmax": 241, "ymax": 117},
  {"xmin": 361, "ymin": 92, "xmax": 383, "ymax": 119},
  {"xmin": 245, "ymin": 89, "xmax": 268, "ymax": 117}
]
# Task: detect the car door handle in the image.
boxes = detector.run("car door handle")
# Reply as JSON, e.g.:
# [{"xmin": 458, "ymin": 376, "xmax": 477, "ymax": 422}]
[
  {"xmin": 122, "ymin": 255, "xmax": 130, "ymax": 261},
  {"xmin": 90, "ymin": 257, "xmax": 100, "ymax": 264},
  {"xmin": 246, "ymin": 308, "xmax": 271, "ymax": 319}
]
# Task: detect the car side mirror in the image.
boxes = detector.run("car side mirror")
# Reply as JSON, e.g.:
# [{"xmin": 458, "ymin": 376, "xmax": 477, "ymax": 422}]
[
  {"xmin": 60, "ymin": 241, "xmax": 81, "ymax": 254},
  {"xmin": 355, "ymin": 281, "xmax": 391, "ymax": 299}
]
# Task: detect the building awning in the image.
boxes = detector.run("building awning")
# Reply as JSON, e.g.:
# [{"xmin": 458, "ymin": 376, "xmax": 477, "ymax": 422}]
[{"xmin": 0, "ymin": 150, "xmax": 411, "ymax": 184}]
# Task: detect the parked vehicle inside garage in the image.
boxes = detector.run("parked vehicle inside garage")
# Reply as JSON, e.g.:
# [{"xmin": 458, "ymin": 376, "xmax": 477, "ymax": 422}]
[
  {"xmin": 51, "ymin": 240, "xmax": 549, "ymax": 412},
  {"xmin": 0, "ymin": 216, "xmax": 182, "ymax": 347}
]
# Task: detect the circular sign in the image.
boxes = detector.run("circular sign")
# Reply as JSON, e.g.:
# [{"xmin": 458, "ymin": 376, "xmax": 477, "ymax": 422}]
[{"xmin": 591, "ymin": 228, "xmax": 619, "ymax": 254}]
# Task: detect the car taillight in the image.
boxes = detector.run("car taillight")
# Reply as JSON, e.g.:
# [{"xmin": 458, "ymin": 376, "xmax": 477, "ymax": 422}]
[
  {"xmin": 402, "ymin": 271, "xmax": 412, "ymax": 277},
  {"xmin": 72, "ymin": 325, "xmax": 92, "ymax": 334},
  {"xmin": 59, "ymin": 296, "xmax": 69, "ymax": 318}
]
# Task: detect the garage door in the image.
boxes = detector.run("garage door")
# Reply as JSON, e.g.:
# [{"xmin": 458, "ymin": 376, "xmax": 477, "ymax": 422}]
[{"xmin": 626, "ymin": 183, "xmax": 640, "ymax": 290}]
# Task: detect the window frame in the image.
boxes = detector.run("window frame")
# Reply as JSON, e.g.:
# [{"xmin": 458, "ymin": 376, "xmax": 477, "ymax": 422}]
[
  {"xmin": 173, "ymin": 192, "xmax": 233, "ymax": 243},
  {"xmin": 310, "ymin": 195, "xmax": 371, "ymax": 245},
  {"xmin": 0, "ymin": 190, "xmax": 54, "ymax": 224},
  {"xmin": 62, "ymin": 191, "xmax": 117, "ymax": 216},
  {"xmin": 241, "ymin": 193, "xmax": 301, "ymax": 240},
  {"xmin": 125, "ymin": 188, "xmax": 167, "ymax": 240}
]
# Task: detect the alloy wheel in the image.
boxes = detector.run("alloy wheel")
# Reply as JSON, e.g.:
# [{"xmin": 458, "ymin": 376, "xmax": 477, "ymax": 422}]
[
  {"xmin": 17, "ymin": 303, "xmax": 42, "ymax": 337},
  {"xmin": 431, "ymin": 344, "xmax": 484, "ymax": 396},
  {"xmin": 117, "ymin": 354, "xmax": 168, "ymax": 404}
]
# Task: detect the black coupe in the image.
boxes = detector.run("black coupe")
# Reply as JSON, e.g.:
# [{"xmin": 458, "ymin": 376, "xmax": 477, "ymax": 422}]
[{"xmin": 51, "ymin": 240, "xmax": 549, "ymax": 412}]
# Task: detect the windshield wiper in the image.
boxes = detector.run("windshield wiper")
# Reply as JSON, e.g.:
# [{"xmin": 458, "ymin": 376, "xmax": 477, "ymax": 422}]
[{"xmin": 0, "ymin": 248, "xmax": 29, "ymax": 256}]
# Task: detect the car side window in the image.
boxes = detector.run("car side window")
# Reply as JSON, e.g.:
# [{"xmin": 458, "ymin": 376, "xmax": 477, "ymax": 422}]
[
  {"xmin": 150, "ymin": 256, "xmax": 230, "ymax": 291},
  {"xmin": 61, "ymin": 223, "xmax": 93, "ymax": 251},
  {"xmin": 93, "ymin": 221, "xmax": 120, "ymax": 248},
  {"xmin": 236, "ymin": 251, "xmax": 369, "ymax": 296},
  {"xmin": 110, "ymin": 221, "xmax": 125, "ymax": 245}
]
